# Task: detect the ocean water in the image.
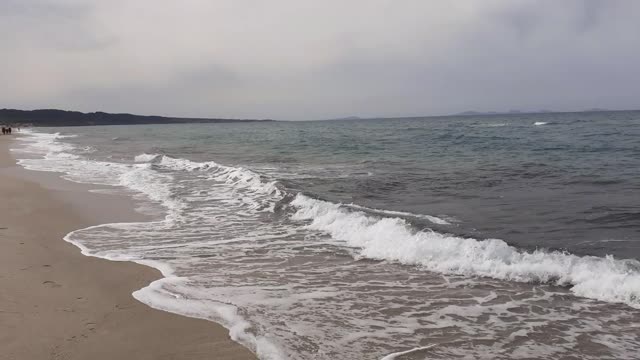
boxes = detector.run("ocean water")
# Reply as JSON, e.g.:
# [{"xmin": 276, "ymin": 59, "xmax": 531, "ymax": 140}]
[{"xmin": 11, "ymin": 111, "xmax": 640, "ymax": 359}]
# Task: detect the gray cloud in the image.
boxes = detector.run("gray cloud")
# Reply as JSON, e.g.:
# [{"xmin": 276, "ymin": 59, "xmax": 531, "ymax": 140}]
[
  {"xmin": 0, "ymin": 0, "xmax": 116, "ymax": 51},
  {"xmin": 1, "ymin": 0, "xmax": 639, "ymax": 119}
]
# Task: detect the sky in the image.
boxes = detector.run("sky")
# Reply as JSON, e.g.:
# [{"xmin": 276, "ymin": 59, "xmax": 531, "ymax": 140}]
[{"xmin": 1, "ymin": 0, "xmax": 639, "ymax": 120}]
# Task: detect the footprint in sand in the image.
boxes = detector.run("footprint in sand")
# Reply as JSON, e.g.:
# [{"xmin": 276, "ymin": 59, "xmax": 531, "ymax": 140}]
[{"xmin": 42, "ymin": 280, "xmax": 62, "ymax": 288}]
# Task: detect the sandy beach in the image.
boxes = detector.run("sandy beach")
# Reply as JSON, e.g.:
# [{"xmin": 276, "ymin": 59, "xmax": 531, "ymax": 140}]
[{"xmin": 0, "ymin": 135, "xmax": 256, "ymax": 360}]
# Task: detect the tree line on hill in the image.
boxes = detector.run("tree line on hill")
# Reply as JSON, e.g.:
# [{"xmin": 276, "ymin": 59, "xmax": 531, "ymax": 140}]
[{"xmin": 0, "ymin": 109, "xmax": 272, "ymax": 127}]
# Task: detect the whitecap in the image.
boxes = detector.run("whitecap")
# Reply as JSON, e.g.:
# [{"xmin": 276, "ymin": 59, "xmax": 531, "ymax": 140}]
[{"xmin": 291, "ymin": 194, "xmax": 640, "ymax": 308}]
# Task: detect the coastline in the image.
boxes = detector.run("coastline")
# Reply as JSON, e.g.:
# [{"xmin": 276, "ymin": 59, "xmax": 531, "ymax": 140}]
[{"xmin": 0, "ymin": 135, "xmax": 257, "ymax": 360}]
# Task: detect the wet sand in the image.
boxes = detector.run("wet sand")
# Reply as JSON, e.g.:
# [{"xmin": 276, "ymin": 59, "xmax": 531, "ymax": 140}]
[{"xmin": 0, "ymin": 135, "xmax": 257, "ymax": 360}]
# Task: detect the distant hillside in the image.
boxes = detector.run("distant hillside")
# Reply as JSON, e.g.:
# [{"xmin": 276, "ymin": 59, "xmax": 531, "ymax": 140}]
[
  {"xmin": 0, "ymin": 109, "xmax": 273, "ymax": 127},
  {"xmin": 456, "ymin": 111, "xmax": 499, "ymax": 116}
]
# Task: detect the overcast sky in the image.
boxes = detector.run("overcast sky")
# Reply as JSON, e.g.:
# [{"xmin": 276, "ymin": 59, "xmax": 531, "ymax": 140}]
[{"xmin": 1, "ymin": 0, "xmax": 639, "ymax": 120}]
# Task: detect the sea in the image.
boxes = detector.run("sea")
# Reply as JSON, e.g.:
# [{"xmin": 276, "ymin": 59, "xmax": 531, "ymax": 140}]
[{"xmin": 11, "ymin": 111, "xmax": 640, "ymax": 359}]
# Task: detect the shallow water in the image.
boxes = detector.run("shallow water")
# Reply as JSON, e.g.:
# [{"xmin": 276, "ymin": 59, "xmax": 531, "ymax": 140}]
[{"xmin": 12, "ymin": 111, "xmax": 640, "ymax": 359}]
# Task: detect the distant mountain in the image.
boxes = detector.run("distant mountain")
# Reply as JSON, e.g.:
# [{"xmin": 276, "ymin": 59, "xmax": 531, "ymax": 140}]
[
  {"xmin": 455, "ymin": 110, "xmax": 499, "ymax": 116},
  {"xmin": 454, "ymin": 108, "xmax": 633, "ymax": 117},
  {"xmin": 0, "ymin": 109, "xmax": 273, "ymax": 127},
  {"xmin": 457, "ymin": 111, "xmax": 481, "ymax": 116},
  {"xmin": 329, "ymin": 116, "xmax": 361, "ymax": 121},
  {"xmin": 456, "ymin": 109, "xmax": 548, "ymax": 116}
]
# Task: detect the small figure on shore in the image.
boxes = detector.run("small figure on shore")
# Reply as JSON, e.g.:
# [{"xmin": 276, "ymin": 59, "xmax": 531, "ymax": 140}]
[{"xmin": 1, "ymin": 127, "xmax": 5, "ymax": 135}]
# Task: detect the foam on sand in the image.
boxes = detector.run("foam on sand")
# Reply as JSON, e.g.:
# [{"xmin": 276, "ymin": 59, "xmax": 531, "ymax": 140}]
[
  {"xmin": 15, "ymin": 130, "xmax": 286, "ymax": 359},
  {"xmin": 132, "ymin": 277, "xmax": 286, "ymax": 360}
]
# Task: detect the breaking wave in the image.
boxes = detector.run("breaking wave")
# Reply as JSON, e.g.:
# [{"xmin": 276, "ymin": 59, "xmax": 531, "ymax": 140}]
[{"xmin": 291, "ymin": 194, "xmax": 640, "ymax": 308}]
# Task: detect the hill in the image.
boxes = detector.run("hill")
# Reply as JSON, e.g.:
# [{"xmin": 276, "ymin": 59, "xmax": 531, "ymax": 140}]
[{"xmin": 0, "ymin": 109, "xmax": 273, "ymax": 127}]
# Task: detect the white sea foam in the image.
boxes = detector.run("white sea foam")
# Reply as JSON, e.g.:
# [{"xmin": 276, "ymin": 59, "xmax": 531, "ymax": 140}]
[
  {"xmin": 14, "ymin": 131, "xmax": 288, "ymax": 359},
  {"xmin": 479, "ymin": 123, "xmax": 509, "ymax": 127},
  {"xmin": 63, "ymin": 224, "xmax": 286, "ymax": 360},
  {"xmin": 534, "ymin": 121, "xmax": 548, "ymax": 126},
  {"xmin": 132, "ymin": 278, "xmax": 287, "ymax": 360},
  {"xmin": 156, "ymin": 155, "xmax": 283, "ymax": 199},
  {"xmin": 290, "ymin": 193, "xmax": 640, "ymax": 308},
  {"xmin": 17, "ymin": 135, "xmax": 183, "ymax": 218},
  {"xmin": 134, "ymin": 152, "xmax": 281, "ymax": 196},
  {"xmin": 134, "ymin": 153, "xmax": 162, "ymax": 162},
  {"xmin": 345, "ymin": 203, "xmax": 450, "ymax": 225},
  {"xmin": 380, "ymin": 345, "xmax": 436, "ymax": 360}
]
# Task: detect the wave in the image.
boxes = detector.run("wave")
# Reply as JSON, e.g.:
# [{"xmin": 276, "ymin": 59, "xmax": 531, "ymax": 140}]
[
  {"xmin": 290, "ymin": 194, "xmax": 640, "ymax": 309},
  {"xmin": 15, "ymin": 131, "xmax": 640, "ymax": 317},
  {"xmin": 477, "ymin": 123, "xmax": 509, "ymax": 127},
  {"xmin": 381, "ymin": 345, "xmax": 436, "ymax": 360},
  {"xmin": 132, "ymin": 276, "xmax": 286, "ymax": 360},
  {"xmin": 142, "ymin": 153, "xmax": 283, "ymax": 202},
  {"xmin": 134, "ymin": 153, "xmax": 162, "ymax": 163},
  {"xmin": 18, "ymin": 133, "xmax": 281, "ymax": 215},
  {"xmin": 344, "ymin": 203, "xmax": 451, "ymax": 225},
  {"xmin": 534, "ymin": 121, "xmax": 549, "ymax": 126},
  {"xmin": 17, "ymin": 133, "xmax": 184, "ymax": 218}
]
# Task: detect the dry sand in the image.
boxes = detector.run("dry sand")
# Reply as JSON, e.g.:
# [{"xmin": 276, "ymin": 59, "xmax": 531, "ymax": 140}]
[{"xmin": 0, "ymin": 135, "xmax": 257, "ymax": 360}]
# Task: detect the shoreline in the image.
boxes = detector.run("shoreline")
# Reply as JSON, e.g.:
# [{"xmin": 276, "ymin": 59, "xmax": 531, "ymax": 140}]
[{"xmin": 0, "ymin": 135, "xmax": 257, "ymax": 359}]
